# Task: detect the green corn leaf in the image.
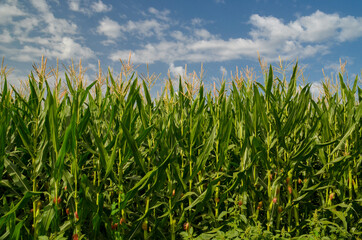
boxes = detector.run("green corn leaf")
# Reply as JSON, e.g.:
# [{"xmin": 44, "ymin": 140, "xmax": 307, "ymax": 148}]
[
  {"xmin": 54, "ymin": 112, "xmax": 75, "ymax": 181},
  {"xmin": 328, "ymin": 208, "xmax": 347, "ymax": 230},
  {"xmin": 120, "ymin": 121, "xmax": 146, "ymax": 173},
  {"xmin": 0, "ymin": 116, "xmax": 6, "ymax": 180},
  {"xmin": 0, "ymin": 191, "xmax": 42, "ymax": 228},
  {"xmin": 4, "ymin": 158, "xmax": 31, "ymax": 192},
  {"xmin": 331, "ymin": 123, "xmax": 356, "ymax": 155},
  {"xmin": 80, "ymin": 80, "xmax": 97, "ymax": 106},
  {"xmin": 120, "ymin": 146, "xmax": 175, "ymax": 210},
  {"xmin": 89, "ymin": 121, "xmax": 108, "ymax": 171},
  {"xmin": 179, "ymin": 192, "xmax": 198, "ymax": 201},
  {"xmin": 142, "ymin": 80, "xmax": 153, "ymax": 107},
  {"xmin": 191, "ymin": 125, "xmax": 217, "ymax": 179},
  {"xmin": 173, "ymin": 163, "xmax": 187, "ymax": 191},
  {"xmin": 11, "ymin": 219, "xmax": 24, "ymax": 240},
  {"xmin": 184, "ymin": 177, "xmax": 220, "ymax": 214},
  {"xmin": 265, "ymin": 65, "xmax": 273, "ymax": 101},
  {"xmin": 285, "ymin": 62, "xmax": 298, "ymax": 102},
  {"xmin": 136, "ymin": 92, "xmax": 149, "ymax": 128},
  {"xmin": 12, "ymin": 111, "xmax": 35, "ymax": 159},
  {"xmin": 64, "ymin": 73, "xmax": 74, "ymax": 95},
  {"xmin": 41, "ymin": 205, "xmax": 55, "ymax": 232},
  {"xmin": 105, "ymin": 133, "xmax": 120, "ymax": 179}
]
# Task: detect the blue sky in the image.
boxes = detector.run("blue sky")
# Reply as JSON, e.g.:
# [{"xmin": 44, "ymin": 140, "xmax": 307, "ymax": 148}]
[{"xmin": 1, "ymin": 0, "xmax": 362, "ymax": 95}]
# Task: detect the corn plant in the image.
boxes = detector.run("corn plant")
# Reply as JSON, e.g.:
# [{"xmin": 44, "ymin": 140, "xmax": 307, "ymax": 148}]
[{"xmin": 0, "ymin": 58, "xmax": 361, "ymax": 239}]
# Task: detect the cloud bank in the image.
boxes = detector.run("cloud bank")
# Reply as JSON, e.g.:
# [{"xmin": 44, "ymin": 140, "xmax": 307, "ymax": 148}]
[
  {"xmin": 2, "ymin": 0, "xmax": 362, "ymax": 70},
  {"xmin": 106, "ymin": 10, "xmax": 362, "ymax": 64},
  {"xmin": 0, "ymin": 0, "xmax": 94, "ymax": 62}
]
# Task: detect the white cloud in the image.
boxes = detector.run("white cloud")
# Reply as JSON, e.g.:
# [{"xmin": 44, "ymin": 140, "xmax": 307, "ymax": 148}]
[
  {"xmin": 100, "ymin": 39, "xmax": 117, "ymax": 46},
  {"xmin": 4, "ymin": 37, "xmax": 94, "ymax": 62},
  {"xmin": 324, "ymin": 63, "xmax": 341, "ymax": 73},
  {"xmin": 194, "ymin": 29, "xmax": 213, "ymax": 40},
  {"xmin": 50, "ymin": 0, "xmax": 60, "ymax": 5},
  {"xmin": 47, "ymin": 17, "xmax": 78, "ymax": 36},
  {"xmin": 171, "ymin": 31, "xmax": 187, "ymax": 41},
  {"xmin": 123, "ymin": 19, "xmax": 168, "ymax": 38},
  {"xmin": 91, "ymin": 0, "xmax": 112, "ymax": 13},
  {"xmin": 296, "ymin": 11, "xmax": 340, "ymax": 42},
  {"xmin": 14, "ymin": 45, "xmax": 47, "ymax": 62},
  {"xmin": 68, "ymin": 0, "xmax": 81, "ymax": 11},
  {"xmin": 97, "ymin": 17, "xmax": 122, "ymax": 39},
  {"xmin": 110, "ymin": 38, "xmax": 260, "ymax": 64},
  {"xmin": 96, "ymin": 7, "xmax": 173, "ymax": 42},
  {"xmin": 29, "ymin": 0, "xmax": 77, "ymax": 37},
  {"xmin": 110, "ymin": 10, "xmax": 362, "ymax": 64},
  {"xmin": 310, "ymin": 82, "xmax": 323, "ymax": 99},
  {"xmin": 191, "ymin": 18, "xmax": 203, "ymax": 26},
  {"xmin": 250, "ymin": 10, "xmax": 362, "ymax": 43},
  {"xmin": 148, "ymin": 7, "xmax": 170, "ymax": 21},
  {"xmin": 30, "ymin": 0, "xmax": 49, "ymax": 13},
  {"xmin": 55, "ymin": 37, "xmax": 94, "ymax": 60},
  {"xmin": 68, "ymin": 0, "xmax": 112, "ymax": 14},
  {"xmin": 0, "ymin": 2, "xmax": 26, "ymax": 24},
  {"xmin": 0, "ymin": 30, "xmax": 13, "ymax": 43},
  {"xmin": 110, "ymin": 42, "xmax": 184, "ymax": 63},
  {"xmin": 249, "ymin": 14, "xmax": 301, "ymax": 41},
  {"xmin": 338, "ymin": 16, "xmax": 362, "ymax": 41},
  {"xmin": 13, "ymin": 17, "xmax": 39, "ymax": 36},
  {"xmin": 0, "ymin": 0, "xmax": 94, "ymax": 62},
  {"xmin": 97, "ymin": 17, "xmax": 169, "ymax": 41},
  {"xmin": 169, "ymin": 63, "xmax": 184, "ymax": 78}
]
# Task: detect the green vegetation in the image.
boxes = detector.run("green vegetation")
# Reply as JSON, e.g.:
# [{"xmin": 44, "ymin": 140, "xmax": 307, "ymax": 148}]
[{"xmin": 0, "ymin": 57, "xmax": 361, "ymax": 239}]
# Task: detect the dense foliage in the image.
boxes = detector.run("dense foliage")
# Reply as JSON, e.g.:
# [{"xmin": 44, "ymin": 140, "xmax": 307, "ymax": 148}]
[{"xmin": 0, "ymin": 60, "xmax": 361, "ymax": 239}]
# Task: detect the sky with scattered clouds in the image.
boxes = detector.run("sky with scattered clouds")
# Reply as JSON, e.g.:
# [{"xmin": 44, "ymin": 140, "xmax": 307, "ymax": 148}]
[{"xmin": 1, "ymin": 0, "xmax": 362, "ymax": 93}]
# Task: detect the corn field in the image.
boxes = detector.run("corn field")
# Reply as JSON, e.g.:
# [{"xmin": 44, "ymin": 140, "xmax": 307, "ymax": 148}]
[{"xmin": 0, "ymin": 58, "xmax": 361, "ymax": 239}]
